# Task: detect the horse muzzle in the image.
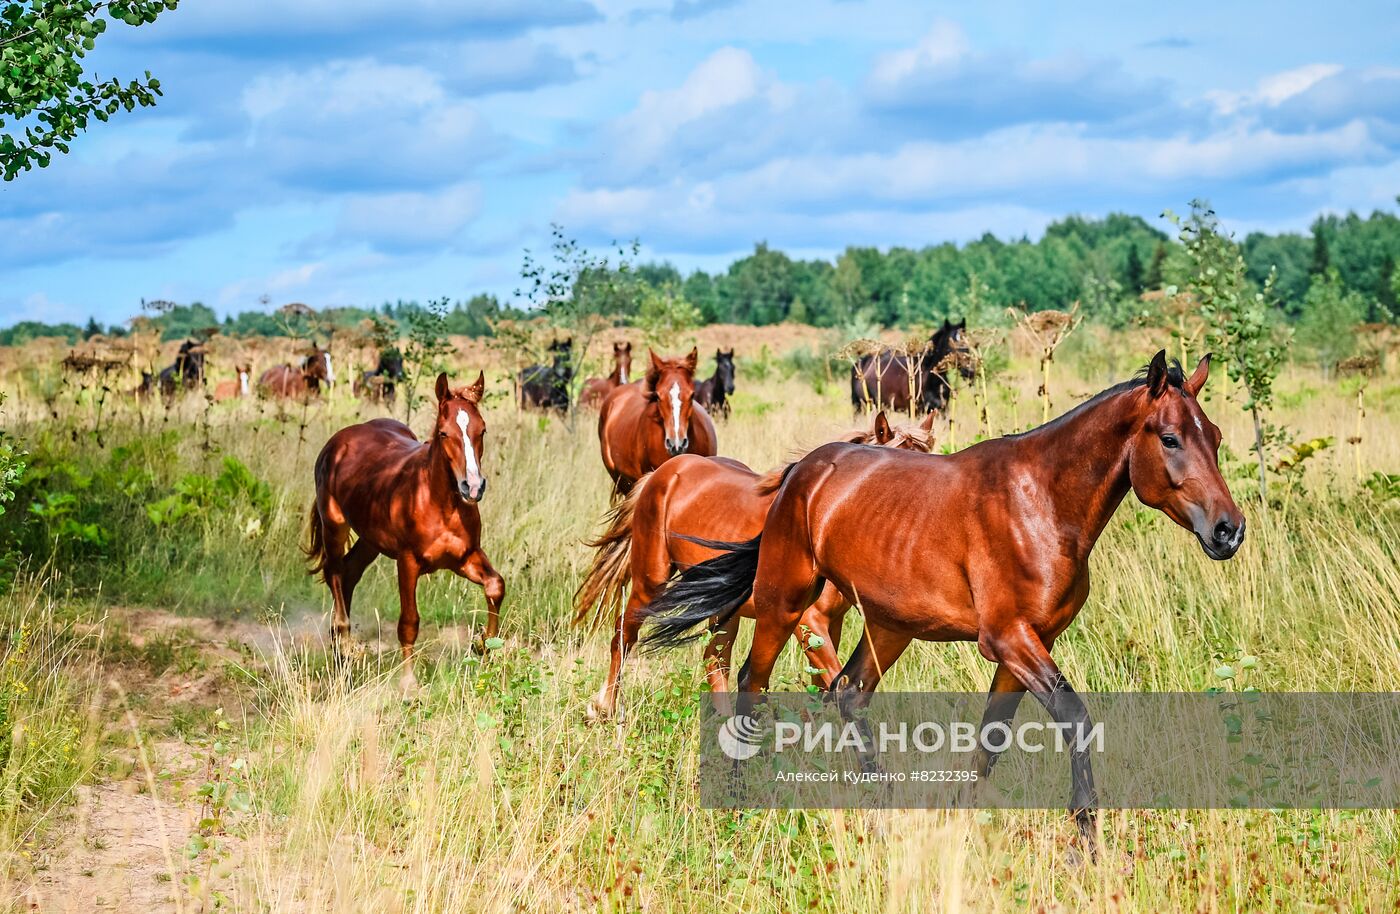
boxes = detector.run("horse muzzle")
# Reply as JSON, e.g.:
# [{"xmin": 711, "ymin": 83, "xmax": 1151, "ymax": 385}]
[
  {"xmin": 1197, "ymin": 515, "xmax": 1245, "ymax": 561},
  {"xmin": 460, "ymin": 478, "xmax": 487, "ymax": 504},
  {"xmin": 665, "ymin": 437, "xmax": 689, "ymax": 458}
]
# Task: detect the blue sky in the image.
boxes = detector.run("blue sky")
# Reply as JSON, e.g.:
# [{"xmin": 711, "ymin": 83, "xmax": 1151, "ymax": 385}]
[{"xmin": 4, "ymin": 0, "xmax": 1400, "ymax": 327}]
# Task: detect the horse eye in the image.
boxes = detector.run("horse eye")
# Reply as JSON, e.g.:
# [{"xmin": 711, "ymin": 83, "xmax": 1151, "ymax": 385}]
[{"xmin": 1161, "ymin": 434, "xmax": 1180, "ymax": 449}]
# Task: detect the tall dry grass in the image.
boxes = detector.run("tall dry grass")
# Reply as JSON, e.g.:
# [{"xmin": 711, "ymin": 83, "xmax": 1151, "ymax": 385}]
[{"xmin": 0, "ymin": 331, "xmax": 1397, "ymax": 911}]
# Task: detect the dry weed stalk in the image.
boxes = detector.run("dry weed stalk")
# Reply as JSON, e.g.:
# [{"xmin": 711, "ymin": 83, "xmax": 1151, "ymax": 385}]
[{"xmin": 1009, "ymin": 302, "xmax": 1083, "ymax": 425}]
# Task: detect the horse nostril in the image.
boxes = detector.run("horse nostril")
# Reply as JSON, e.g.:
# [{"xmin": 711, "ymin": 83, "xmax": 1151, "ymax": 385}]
[{"xmin": 1212, "ymin": 520, "xmax": 1236, "ymax": 544}]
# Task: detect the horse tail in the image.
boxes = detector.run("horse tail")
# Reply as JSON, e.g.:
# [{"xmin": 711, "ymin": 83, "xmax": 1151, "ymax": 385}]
[
  {"xmin": 639, "ymin": 535, "xmax": 761, "ymax": 651},
  {"xmin": 572, "ymin": 476, "xmax": 646, "ymax": 628},
  {"xmin": 302, "ymin": 501, "xmax": 329, "ymax": 580},
  {"xmin": 753, "ymin": 460, "xmax": 799, "ymax": 498}
]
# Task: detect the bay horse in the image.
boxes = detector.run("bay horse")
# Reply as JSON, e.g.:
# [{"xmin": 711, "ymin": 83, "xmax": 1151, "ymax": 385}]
[
  {"xmin": 640, "ymin": 352, "xmax": 1245, "ymax": 853},
  {"xmin": 518, "ymin": 338, "xmax": 573, "ymax": 412},
  {"xmin": 575, "ymin": 410, "xmax": 935, "ymax": 721},
  {"xmin": 213, "ymin": 363, "xmax": 253, "ymax": 401},
  {"xmin": 693, "ymin": 348, "xmax": 736, "ymax": 419},
  {"xmin": 578, "ymin": 341, "xmax": 633, "ymax": 409},
  {"xmin": 851, "ymin": 319, "xmax": 972, "ymax": 415},
  {"xmin": 305, "ymin": 371, "xmax": 504, "ymax": 697},
  {"xmin": 596, "ymin": 347, "xmax": 718, "ymax": 497},
  {"xmin": 260, "ymin": 343, "xmax": 334, "ymax": 399}
]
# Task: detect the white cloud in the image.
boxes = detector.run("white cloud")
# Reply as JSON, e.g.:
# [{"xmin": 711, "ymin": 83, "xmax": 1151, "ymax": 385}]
[
  {"xmin": 1206, "ymin": 63, "xmax": 1343, "ymax": 115},
  {"xmin": 240, "ymin": 59, "xmax": 497, "ymax": 192},
  {"xmin": 867, "ymin": 19, "xmax": 971, "ymax": 88}
]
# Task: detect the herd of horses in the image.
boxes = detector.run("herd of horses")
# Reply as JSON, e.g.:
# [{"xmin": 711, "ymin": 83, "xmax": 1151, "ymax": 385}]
[
  {"xmin": 304, "ymin": 323, "xmax": 1247, "ymax": 854},
  {"xmin": 133, "ymin": 339, "xmax": 410, "ymax": 404}
]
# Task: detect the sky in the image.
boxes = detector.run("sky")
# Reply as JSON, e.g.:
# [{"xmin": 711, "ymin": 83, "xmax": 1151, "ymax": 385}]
[{"xmin": 3, "ymin": 0, "xmax": 1400, "ymax": 327}]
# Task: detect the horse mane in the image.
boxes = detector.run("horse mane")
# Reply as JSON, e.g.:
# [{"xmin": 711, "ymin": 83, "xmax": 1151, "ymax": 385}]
[
  {"xmin": 1011, "ymin": 358, "xmax": 1185, "ymax": 439},
  {"xmin": 754, "ymin": 418, "xmax": 934, "ymax": 496}
]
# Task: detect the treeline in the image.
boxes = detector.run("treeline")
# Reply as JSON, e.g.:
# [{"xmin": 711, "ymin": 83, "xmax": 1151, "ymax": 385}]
[{"xmin": 7, "ymin": 207, "xmax": 1398, "ymax": 346}]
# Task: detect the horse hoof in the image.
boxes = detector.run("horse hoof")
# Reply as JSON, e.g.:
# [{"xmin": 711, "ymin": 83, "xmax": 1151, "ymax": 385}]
[
  {"xmin": 334, "ymin": 638, "xmax": 367, "ymax": 662},
  {"xmin": 399, "ymin": 676, "xmax": 421, "ymax": 702},
  {"xmin": 585, "ymin": 696, "xmax": 620, "ymax": 724}
]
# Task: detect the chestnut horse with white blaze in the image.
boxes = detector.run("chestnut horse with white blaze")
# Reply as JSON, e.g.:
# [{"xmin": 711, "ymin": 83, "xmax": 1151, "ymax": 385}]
[
  {"xmin": 575, "ymin": 410, "xmax": 935, "ymax": 720},
  {"xmin": 305, "ymin": 372, "xmax": 505, "ymax": 696},
  {"xmin": 639, "ymin": 352, "xmax": 1245, "ymax": 855},
  {"xmin": 578, "ymin": 341, "xmax": 633, "ymax": 409},
  {"xmin": 597, "ymin": 347, "xmax": 717, "ymax": 496}
]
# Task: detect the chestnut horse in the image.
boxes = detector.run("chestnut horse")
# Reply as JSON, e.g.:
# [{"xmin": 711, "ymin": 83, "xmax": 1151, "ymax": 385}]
[
  {"xmin": 578, "ymin": 341, "xmax": 633, "ymax": 409},
  {"xmin": 213, "ymin": 363, "xmax": 252, "ymax": 401},
  {"xmin": 693, "ymin": 348, "xmax": 736, "ymax": 419},
  {"xmin": 575, "ymin": 410, "xmax": 935, "ymax": 720},
  {"xmin": 305, "ymin": 372, "xmax": 505, "ymax": 696},
  {"xmin": 260, "ymin": 343, "xmax": 334, "ymax": 398},
  {"xmin": 597, "ymin": 347, "xmax": 718, "ymax": 496},
  {"xmin": 640, "ymin": 352, "xmax": 1245, "ymax": 852}
]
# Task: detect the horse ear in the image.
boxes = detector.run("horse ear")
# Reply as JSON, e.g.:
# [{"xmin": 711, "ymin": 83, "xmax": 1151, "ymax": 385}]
[
  {"xmin": 646, "ymin": 350, "xmax": 663, "ymax": 389},
  {"xmin": 715, "ymin": 348, "xmax": 723, "ymax": 358},
  {"xmin": 920, "ymin": 410, "xmax": 937, "ymax": 432},
  {"xmin": 873, "ymin": 411, "xmax": 893, "ymax": 444},
  {"xmin": 1184, "ymin": 353, "xmax": 1211, "ymax": 397},
  {"xmin": 685, "ymin": 347, "xmax": 698, "ymax": 372},
  {"xmin": 463, "ymin": 370, "xmax": 485, "ymax": 402},
  {"xmin": 435, "ymin": 372, "xmax": 451, "ymax": 403},
  {"xmin": 624, "ymin": 341, "xmax": 632, "ymax": 352},
  {"xmin": 1146, "ymin": 350, "xmax": 1170, "ymax": 399}
]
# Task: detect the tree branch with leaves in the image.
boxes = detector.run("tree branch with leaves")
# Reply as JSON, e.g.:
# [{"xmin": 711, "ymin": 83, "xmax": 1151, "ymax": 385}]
[{"xmin": 1, "ymin": 0, "xmax": 177, "ymax": 180}]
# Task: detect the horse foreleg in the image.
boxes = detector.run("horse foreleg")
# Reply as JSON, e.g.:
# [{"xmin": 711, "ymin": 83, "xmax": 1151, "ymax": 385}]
[
  {"xmin": 972, "ymin": 663, "xmax": 1028, "ymax": 779},
  {"xmin": 459, "ymin": 548, "xmax": 506, "ymax": 654},
  {"xmin": 799, "ymin": 586, "xmax": 849, "ymax": 688},
  {"xmin": 395, "ymin": 556, "xmax": 422, "ymax": 699},
  {"xmin": 986, "ymin": 624, "xmax": 1097, "ymax": 859}
]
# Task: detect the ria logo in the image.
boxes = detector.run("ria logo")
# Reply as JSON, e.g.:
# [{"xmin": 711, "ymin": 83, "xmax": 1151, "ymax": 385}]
[{"xmin": 717, "ymin": 714, "xmax": 764, "ymax": 760}]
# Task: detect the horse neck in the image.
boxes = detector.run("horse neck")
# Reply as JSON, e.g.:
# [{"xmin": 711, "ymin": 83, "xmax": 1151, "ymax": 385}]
[
  {"xmin": 1014, "ymin": 389, "xmax": 1139, "ymax": 558},
  {"xmin": 422, "ymin": 436, "xmax": 458, "ymax": 505}
]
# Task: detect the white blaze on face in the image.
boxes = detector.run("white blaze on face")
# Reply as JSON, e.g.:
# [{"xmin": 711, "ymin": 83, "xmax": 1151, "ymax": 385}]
[
  {"xmin": 456, "ymin": 409, "xmax": 481, "ymax": 486},
  {"xmin": 1194, "ymin": 415, "xmax": 1203, "ymax": 433},
  {"xmin": 668, "ymin": 381, "xmax": 683, "ymax": 441},
  {"xmin": 620, "ymin": 364, "xmax": 628, "ymax": 384},
  {"xmin": 239, "ymin": 370, "xmax": 249, "ymax": 396},
  {"xmin": 323, "ymin": 352, "xmax": 335, "ymax": 385}
]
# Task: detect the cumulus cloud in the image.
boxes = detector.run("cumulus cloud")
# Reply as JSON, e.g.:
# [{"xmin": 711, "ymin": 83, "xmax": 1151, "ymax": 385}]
[
  {"xmin": 240, "ymin": 60, "xmax": 499, "ymax": 192},
  {"xmin": 558, "ymin": 119, "xmax": 1383, "ymax": 251},
  {"xmin": 863, "ymin": 20, "xmax": 1169, "ymax": 131},
  {"xmin": 581, "ymin": 47, "xmax": 853, "ymax": 185}
]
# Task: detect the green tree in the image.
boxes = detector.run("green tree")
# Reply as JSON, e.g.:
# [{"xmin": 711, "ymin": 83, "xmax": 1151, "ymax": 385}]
[
  {"xmin": 1, "ymin": 0, "xmax": 177, "ymax": 180},
  {"xmin": 1309, "ymin": 218, "xmax": 1330, "ymax": 276},
  {"xmin": 1171, "ymin": 200, "xmax": 1290, "ymax": 501},
  {"xmin": 1296, "ymin": 268, "xmax": 1366, "ymax": 375}
]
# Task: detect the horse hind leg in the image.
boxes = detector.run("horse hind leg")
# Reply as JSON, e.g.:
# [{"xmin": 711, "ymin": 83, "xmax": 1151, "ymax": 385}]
[
  {"xmin": 332, "ymin": 538, "xmax": 378, "ymax": 658},
  {"xmin": 588, "ymin": 591, "xmax": 646, "ymax": 723}
]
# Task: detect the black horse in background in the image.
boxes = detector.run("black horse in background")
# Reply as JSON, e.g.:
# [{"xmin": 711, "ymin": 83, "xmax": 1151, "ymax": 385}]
[
  {"xmin": 850, "ymin": 319, "xmax": 972, "ymax": 415},
  {"xmin": 518, "ymin": 338, "xmax": 573, "ymax": 412},
  {"xmin": 693, "ymin": 348, "xmax": 736, "ymax": 419},
  {"xmin": 355, "ymin": 349, "xmax": 406, "ymax": 403},
  {"xmin": 149, "ymin": 339, "xmax": 206, "ymax": 402}
]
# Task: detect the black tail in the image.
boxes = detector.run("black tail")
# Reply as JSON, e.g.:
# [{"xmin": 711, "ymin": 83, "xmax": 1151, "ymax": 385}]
[{"xmin": 638, "ymin": 535, "xmax": 762, "ymax": 651}]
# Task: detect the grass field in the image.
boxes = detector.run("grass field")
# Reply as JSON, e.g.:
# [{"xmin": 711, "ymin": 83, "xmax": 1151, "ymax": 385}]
[{"xmin": 2, "ymin": 325, "xmax": 1399, "ymax": 912}]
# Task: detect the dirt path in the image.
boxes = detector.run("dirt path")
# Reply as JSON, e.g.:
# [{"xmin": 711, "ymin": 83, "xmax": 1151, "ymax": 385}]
[{"xmin": 13, "ymin": 605, "xmax": 478, "ymax": 913}]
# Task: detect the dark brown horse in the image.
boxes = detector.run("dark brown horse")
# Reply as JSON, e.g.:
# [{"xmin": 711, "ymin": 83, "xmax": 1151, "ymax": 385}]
[
  {"xmin": 260, "ymin": 343, "xmax": 334, "ymax": 399},
  {"xmin": 305, "ymin": 372, "xmax": 505, "ymax": 696},
  {"xmin": 597, "ymin": 347, "xmax": 718, "ymax": 496},
  {"xmin": 640, "ymin": 352, "xmax": 1245, "ymax": 852},
  {"xmin": 693, "ymin": 348, "xmax": 736, "ymax": 419},
  {"xmin": 851, "ymin": 319, "xmax": 972, "ymax": 414},
  {"xmin": 518, "ymin": 338, "xmax": 573, "ymax": 412},
  {"xmin": 578, "ymin": 341, "xmax": 633, "ymax": 409},
  {"xmin": 575, "ymin": 410, "xmax": 934, "ymax": 720}
]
